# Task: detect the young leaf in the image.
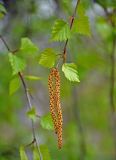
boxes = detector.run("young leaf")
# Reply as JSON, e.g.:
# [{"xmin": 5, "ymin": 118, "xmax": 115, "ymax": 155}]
[
  {"xmin": 8, "ymin": 53, "xmax": 26, "ymax": 75},
  {"xmin": 40, "ymin": 113, "xmax": 54, "ymax": 130},
  {"xmin": 19, "ymin": 37, "xmax": 39, "ymax": 55},
  {"xmin": 25, "ymin": 75, "xmax": 41, "ymax": 81},
  {"xmin": 72, "ymin": 16, "xmax": 91, "ymax": 36},
  {"xmin": 62, "ymin": 63, "xmax": 80, "ymax": 82},
  {"xmin": 27, "ymin": 107, "xmax": 36, "ymax": 121},
  {"xmin": 19, "ymin": 146, "xmax": 28, "ymax": 160},
  {"xmin": 51, "ymin": 19, "xmax": 71, "ymax": 41},
  {"xmin": 9, "ymin": 76, "xmax": 20, "ymax": 96},
  {"xmin": 38, "ymin": 48, "xmax": 57, "ymax": 68},
  {"xmin": 33, "ymin": 145, "xmax": 51, "ymax": 160}
]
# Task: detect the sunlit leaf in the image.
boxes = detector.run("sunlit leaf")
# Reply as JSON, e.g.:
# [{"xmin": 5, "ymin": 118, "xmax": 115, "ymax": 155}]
[
  {"xmin": 72, "ymin": 16, "xmax": 91, "ymax": 36},
  {"xmin": 27, "ymin": 107, "xmax": 36, "ymax": 121},
  {"xmin": 19, "ymin": 146, "xmax": 28, "ymax": 160},
  {"xmin": 77, "ymin": 2, "xmax": 85, "ymax": 16},
  {"xmin": 8, "ymin": 53, "xmax": 26, "ymax": 75},
  {"xmin": 40, "ymin": 113, "xmax": 54, "ymax": 130},
  {"xmin": 9, "ymin": 76, "xmax": 20, "ymax": 96},
  {"xmin": 19, "ymin": 38, "xmax": 39, "ymax": 56},
  {"xmin": 25, "ymin": 75, "xmax": 41, "ymax": 81},
  {"xmin": 38, "ymin": 48, "xmax": 57, "ymax": 68},
  {"xmin": 62, "ymin": 63, "xmax": 80, "ymax": 82},
  {"xmin": 51, "ymin": 19, "xmax": 71, "ymax": 41}
]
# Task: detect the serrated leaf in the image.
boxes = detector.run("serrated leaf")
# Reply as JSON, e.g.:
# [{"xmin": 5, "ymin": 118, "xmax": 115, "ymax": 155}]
[
  {"xmin": 33, "ymin": 145, "xmax": 51, "ymax": 160},
  {"xmin": 72, "ymin": 16, "xmax": 91, "ymax": 36},
  {"xmin": 19, "ymin": 146, "xmax": 28, "ymax": 160},
  {"xmin": 39, "ymin": 48, "xmax": 57, "ymax": 68},
  {"xmin": 19, "ymin": 38, "xmax": 38, "ymax": 55},
  {"xmin": 9, "ymin": 76, "xmax": 20, "ymax": 96},
  {"xmin": 40, "ymin": 113, "xmax": 54, "ymax": 130},
  {"xmin": 27, "ymin": 107, "xmax": 36, "ymax": 121},
  {"xmin": 62, "ymin": 63, "xmax": 80, "ymax": 82},
  {"xmin": 8, "ymin": 53, "xmax": 26, "ymax": 75},
  {"xmin": 51, "ymin": 19, "xmax": 71, "ymax": 41},
  {"xmin": 25, "ymin": 75, "xmax": 41, "ymax": 81}
]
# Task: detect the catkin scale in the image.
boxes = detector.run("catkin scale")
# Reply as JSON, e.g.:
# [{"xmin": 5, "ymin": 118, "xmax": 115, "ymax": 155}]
[{"xmin": 48, "ymin": 68, "xmax": 63, "ymax": 149}]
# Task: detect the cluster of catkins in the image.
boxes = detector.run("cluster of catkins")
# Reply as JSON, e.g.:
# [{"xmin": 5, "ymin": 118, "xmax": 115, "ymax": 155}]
[{"xmin": 48, "ymin": 68, "xmax": 63, "ymax": 149}]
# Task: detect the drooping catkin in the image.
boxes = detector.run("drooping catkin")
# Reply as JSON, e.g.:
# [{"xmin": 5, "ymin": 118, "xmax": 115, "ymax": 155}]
[{"xmin": 48, "ymin": 68, "xmax": 63, "ymax": 149}]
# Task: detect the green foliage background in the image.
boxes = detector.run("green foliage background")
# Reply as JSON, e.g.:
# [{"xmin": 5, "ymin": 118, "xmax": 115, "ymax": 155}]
[{"xmin": 0, "ymin": 0, "xmax": 116, "ymax": 159}]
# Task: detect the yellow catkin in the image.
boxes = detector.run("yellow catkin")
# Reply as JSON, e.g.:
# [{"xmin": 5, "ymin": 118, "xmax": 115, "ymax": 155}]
[{"xmin": 48, "ymin": 68, "xmax": 63, "ymax": 149}]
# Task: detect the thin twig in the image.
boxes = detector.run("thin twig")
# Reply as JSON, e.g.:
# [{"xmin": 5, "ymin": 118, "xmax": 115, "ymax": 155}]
[
  {"xmin": 63, "ymin": 0, "xmax": 81, "ymax": 63},
  {"xmin": 0, "ymin": 35, "xmax": 42, "ymax": 160}
]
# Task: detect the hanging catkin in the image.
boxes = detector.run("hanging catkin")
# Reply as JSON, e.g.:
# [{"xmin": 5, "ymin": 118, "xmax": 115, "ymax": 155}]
[{"xmin": 48, "ymin": 68, "xmax": 63, "ymax": 149}]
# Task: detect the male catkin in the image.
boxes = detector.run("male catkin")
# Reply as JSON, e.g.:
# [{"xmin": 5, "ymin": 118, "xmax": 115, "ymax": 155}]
[{"xmin": 48, "ymin": 68, "xmax": 63, "ymax": 149}]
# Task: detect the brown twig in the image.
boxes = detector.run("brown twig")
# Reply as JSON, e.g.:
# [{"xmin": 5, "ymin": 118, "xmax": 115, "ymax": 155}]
[
  {"xmin": 0, "ymin": 35, "xmax": 42, "ymax": 160},
  {"xmin": 62, "ymin": 0, "xmax": 81, "ymax": 63}
]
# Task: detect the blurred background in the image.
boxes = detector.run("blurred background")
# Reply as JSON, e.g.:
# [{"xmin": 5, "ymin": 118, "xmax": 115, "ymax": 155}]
[{"xmin": 0, "ymin": 0, "xmax": 116, "ymax": 159}]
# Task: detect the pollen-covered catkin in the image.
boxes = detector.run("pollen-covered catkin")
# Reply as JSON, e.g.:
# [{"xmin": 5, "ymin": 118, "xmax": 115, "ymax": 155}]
[
  {"xmin": 48, "ymin": 68, "xmax": 63, "ymax": 149},
  {"xmin": 48, "ymin": 69, "xmax": 58, "ymax": 134}
]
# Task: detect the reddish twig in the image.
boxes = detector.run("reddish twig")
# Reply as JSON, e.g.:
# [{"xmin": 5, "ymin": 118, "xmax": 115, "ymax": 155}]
[{"xmin": 63, "ymin": 0, "xmax": 81, "ymax": 63}]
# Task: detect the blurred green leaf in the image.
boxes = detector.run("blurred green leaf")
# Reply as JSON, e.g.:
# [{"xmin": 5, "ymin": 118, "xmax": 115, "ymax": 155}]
[
  {"xmin": 40, "ymin": 145, "xmax": 51, "ymax": 160},
  {"xmin": 73, "ymin": 16, "xmax": 91, "ymax": 36},
  {"xmin": 27, "ymin": 107, "xmax": 36, "ymax": 121},
  {"xmin": 38, "ymin": 48, "xmax": 57, "ymax": 68},
  {"xmin": 0, "ymin": 3, "xmax": 7, "ymax": 19},
  {"xmin": 33, "ymin": 145, "xmax": 51, "ymax": 160},
  {"xmin": 77, "ymin": 2, "xmax": 85, "ymax": 16},
  {"xmin": 8, "ymin": 53, "xmax": 26, "ymax": 75},
  {"xmin": 19, "ymin": 146, "xmax": 28, "ymax": 160},
  {"xmin": 19, "ymin": 38, "xmax": 39, "ymax": 55},
  {"xmin": 51, "ymin": 19, "xmax": 71, "ymax": 41},
  {"xmin": 25, "ymin": 75, "xmax": 41, "ymax": 81},
  {"xmin": 62, "ymin": 63, "xmax": 80, "ymax": 82},
  {"xmin": 40, "ymin": 113, "xmax": 54, "ymax": 130},
  {"xmin": 95, "ymin": 0, "xmax": 116, "ymax": 8},
  {"xmin": 33, "ymin": 147, "xmax": 40, "ymax": 160},
  {"xmin": 9, "ymin": 76, "xmax": 20, "ymax": 96}
]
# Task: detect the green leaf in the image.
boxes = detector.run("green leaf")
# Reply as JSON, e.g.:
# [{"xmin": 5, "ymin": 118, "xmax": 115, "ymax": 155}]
[
  {"xmin": 19, "ymin": 146, "xmax": 28, "ymax": 160},
  {"xmin": 8, "ymin": 53, "xmax": 26, "ymax": 75},
  {"xmin": 27, "ymin": 107, "xmax": 36, "ymax": 121},
  {"xmin": 0, "ymin": 3, "xmax": 7, "ymax": 15},
  {"xmin": 62, "ymin": 63, "xmax": 80, "ymax": 82},
  {"xmin": 33, "ymin": 147, "xmax": 40, "ymax": 160},
  {"xmin": 38, "ymin": 48, "xmax": 57, "ymax": 68},
  {"xmin": 72, "ymin": 16, "xmax": 91, "ymax": 36},
  {"xmin": 40, "ymin": 113, "xmax": 54, "ymax": 130},
  {"xmin": 51, "ymin": 19, "xmax": 71, "ymax": 41},
  {"xmin": 19, "ymin": 38, "xmax": 39, "ymax": 55},
  {"xmin": 40, "ymin": 145, "xmax": 51, "ymax": 160},
  {"xmin": 77, "ymin": 2, "xmax": 85, "ymax": 16},
  {"xmin": 33, "ymin": 145, "xmax": 51, "ymax": 160},
  {"xmin": 9, "ymin": 76, "xmax": 20, "ymax": 96},
  {"xmin": 25, "ymin": 75, "xmax": 41, "ymax": 81}
]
